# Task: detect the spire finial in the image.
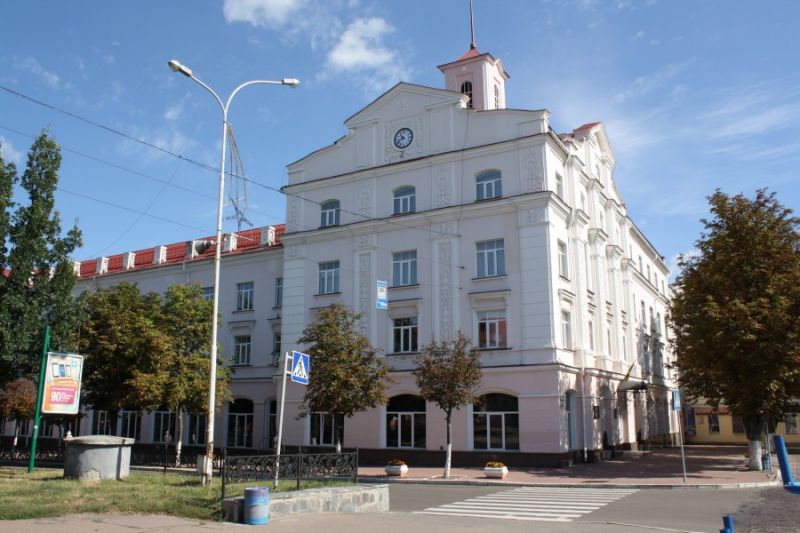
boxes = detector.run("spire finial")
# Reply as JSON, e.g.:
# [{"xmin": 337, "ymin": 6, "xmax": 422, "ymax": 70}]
[{"xmin": 469, "ymin": 0, "xmax": 476, "ymax": 50}]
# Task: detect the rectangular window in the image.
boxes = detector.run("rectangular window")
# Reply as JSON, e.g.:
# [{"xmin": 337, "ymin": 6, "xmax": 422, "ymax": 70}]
[
  {"xmin": 310, "ymin": 412, "xmax": 344, "ymax": 446},
  {"xmin": 236, "ymin": 281, "xmax": 254, "ymax": 311},
  {"xmin": 478, "ymin": 310, "xmax": 507, "ymax": 349},
  {"xmin": 119, "ymin": 410, "xmax": 141, "ymax": 440},
  {"xmin": 641, "ymin": 301, "xmax": 646, "ymax": 325},
  {"xmin": 386, "ymin": 410, "xmax": 426, "ymax": 449},
  {"xmin": 189, "ymin": 413, "xmax": 206, "ymax": 445},
  {"xmin": 785, "ymin": 414, "xmax": 799, "ymax": 435},
  {"xmin": 202, "ymin": 286, "xmax": 214, "ymax": 301},
  {"xmin": 318, "ymin": 261, "xmax": 340, "ymax": 294},
  {"xmin": 708, "ymin": 414, "xmax": 720, "ymax": 434},
  {"xmin": 476, "ymin": 239, "xmax": 505, "ymax": 278},
  {"xmin": 555, "ymin": 173, "xmax": 564, "ymax": 198},
  {"xmin": 732, "ymin": 416, "xmax": 745, "ymax": 434},
  {"xmin": 587, "ymin": 319, "xmax": 595, "ymax": 351},
  {"xmin": 558, "ymin": 240, "xmax": 569, "ymax": 278},
  {"xmin": 561, "ymin": 311, "xmax": 572, "ymax": 349},
  {"xmin": 476, "ymin": 172, "xmax": 502, "ymax": 200},
  {"xmin": 473, "ymin": 412, "xmax": 519, "ymax": 451},
  {"xmin": 607, "ymin": 323, "xmax": 613, "ymax": 355},
  {"xmin": 92, "ymin": 410, "xmax": 113, "ymax": 436},
  {"xmin": 392, "ymin": 251, "xmax": 418, "ymax": 286},
  {"xmin": 274, "ymin": 277, "xmax": 283, "ymax": 308},
  {"xmin": 393, "ymin": 317, "xmax": 419, "ymax": 353},
  {"xmin": 153, "ymin": 411, "xmax": 176, "ymax": 442},
  {"xmin": 272, "ymin": 332, "xmax": 282, "ymax": 361},
  {"xmin": 227, "ymin": 411, "xmax": 253, "ymax": 448},
  {"xmin": 234, "ymin": 335, "xmax": 252, "ymax": 365}
]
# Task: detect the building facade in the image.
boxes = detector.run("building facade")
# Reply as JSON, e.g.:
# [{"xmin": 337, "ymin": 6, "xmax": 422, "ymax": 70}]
[{"xmin": 2, "ymin": 44, "xmax": 678, "ymax": 465}]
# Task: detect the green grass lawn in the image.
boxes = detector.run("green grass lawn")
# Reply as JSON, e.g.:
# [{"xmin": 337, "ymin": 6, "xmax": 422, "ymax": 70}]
[{"xmin": 0, "ymin": 467, "xmax": 350, "ymax": 521}]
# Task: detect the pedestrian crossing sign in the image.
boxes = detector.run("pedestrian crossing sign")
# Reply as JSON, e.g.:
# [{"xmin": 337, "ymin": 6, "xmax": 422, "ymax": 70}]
[{"xmin": 290, "ymin": 351, "xmax": 310, "ymax": 385}]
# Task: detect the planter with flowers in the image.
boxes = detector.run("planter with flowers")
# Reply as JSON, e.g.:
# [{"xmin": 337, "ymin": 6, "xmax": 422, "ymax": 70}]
[
  {"xmin": 483, "ymin": 461, "xmax": 508, "ymax": 479},
  {"xmin": 384, "ymin": 458, "xmax": 408, "ymax": 477}
]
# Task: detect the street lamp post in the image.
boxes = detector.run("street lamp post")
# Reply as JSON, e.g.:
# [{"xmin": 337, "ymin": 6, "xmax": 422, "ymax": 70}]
[{"xmin": 168, "ymin": 59, "xmax": 299, "ymax": 486}]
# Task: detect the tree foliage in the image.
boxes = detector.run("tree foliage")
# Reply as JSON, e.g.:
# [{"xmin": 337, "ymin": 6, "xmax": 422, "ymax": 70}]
[
  {"xmin": 0, "ymin": 133, "xmax": 82, "ymax": 384},
  {"xmin": 413, "ymin": 332, "xmax": 482, "ymax": 478},
  {"xmin": 79, "ymin": 283, "xmax": 230, "ymax": 420},
  {"xmin": 297, "ymin": 303, "xmax": 392, "ymax": 430},
  {"xmin": 670, "ymin": 189, "xmax": 800, "ymax": 463},
  {"xmin": 0, "ymin": 378, "xmax": 36, "ymax": 421}
]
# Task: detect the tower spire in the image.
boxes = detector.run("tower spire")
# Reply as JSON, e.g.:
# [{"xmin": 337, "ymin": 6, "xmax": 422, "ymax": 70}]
[{"xmin": 469, "ymin": 0, "xmax": 476, "ymax": 50}]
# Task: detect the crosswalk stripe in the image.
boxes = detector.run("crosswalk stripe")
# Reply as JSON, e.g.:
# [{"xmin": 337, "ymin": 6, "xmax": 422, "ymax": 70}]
[{"xmin": 416, "ymin": 487, "xmax": 638, "ymax": 522}]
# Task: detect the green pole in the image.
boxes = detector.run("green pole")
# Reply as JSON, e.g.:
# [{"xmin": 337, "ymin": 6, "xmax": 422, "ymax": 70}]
[{"xmin": 28, "ymin": 325, "xmax": 51, "ymax": 474}]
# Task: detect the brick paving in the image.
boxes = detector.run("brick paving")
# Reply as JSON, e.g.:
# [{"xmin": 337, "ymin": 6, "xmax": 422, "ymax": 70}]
[{"xmin": 359, "ymin": 445, "xmax": 778, "ymax": 487}]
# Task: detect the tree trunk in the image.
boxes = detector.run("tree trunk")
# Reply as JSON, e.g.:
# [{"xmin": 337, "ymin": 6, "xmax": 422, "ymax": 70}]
[
  {"xmin": 175, "ymin": 407, "xmax": 183, "ymax": 467},
  {"xmin": 748, "ymin": 439, "xmax": 763, "ymax": 471},
  {"xmin": 743, "ymin": 414, "xmax": 764, "ymax": 471},
  {"xmin": 444, "ymin": 410, "xmax": 452, "ymax": 479}
]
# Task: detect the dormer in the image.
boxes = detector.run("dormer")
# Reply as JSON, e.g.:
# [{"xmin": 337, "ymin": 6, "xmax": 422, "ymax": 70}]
[{"xmin": 438, "ymin": 47, "xmax": 509, "ymax": 111}]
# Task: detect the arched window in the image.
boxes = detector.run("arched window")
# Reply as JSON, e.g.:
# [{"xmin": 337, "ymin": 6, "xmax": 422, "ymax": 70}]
[
  {"xmin": 476, "ymin": 170, "xmax": 502, "ymax": 200},
  {"xmin": 494, "ymin": 84, "xmax": 500, "ymax": 109},
  {"xmin": 227, "ymin": 398, "xmax": 253, "ymax": 448},
  {"xmin": 386, "ymin": 395, "xmax": 426, "ymax": 448},
  {"xmin": 320, "ymin": 200, "xmax": 340, "ymax": 227},
  {"xmin": 393, "ymin": 186, "xmax": 416, "ymax": 215},
  {"xmin": 460, "ymin": 81, "xmax": 473, "ymax": 109},
  {"xmin": 473, "ymin": 393, "xmax": 519, "ymax": 450}
]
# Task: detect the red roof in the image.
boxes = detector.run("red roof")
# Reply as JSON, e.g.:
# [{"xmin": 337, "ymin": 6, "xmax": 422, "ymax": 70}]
[
  {"xmin": 77, "ymin": 225, "xmax": 285, "ymax": 279},
  {"xmin": 574, "ymin": 122, "xmax": 601, "ymax": 132},
  {"xmin": 457, "ymin": 47, "xmax": 481, "ymax": 61}
]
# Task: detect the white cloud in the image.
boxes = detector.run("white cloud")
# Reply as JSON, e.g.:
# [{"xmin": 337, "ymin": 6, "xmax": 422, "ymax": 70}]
[
  {"xmin": 0, "ymin": 136, "xmax": 24, "ymax": 165},
  {"xmin": 632, "ymin": 30, "xmax": 645, "ymax": 40},
  {"xmin": 612, "ymin": 59, "xmax": 693, "ymax": 103},
  {"xmin": 163, "ymin": 94, "xmax": 190, "ymax": 121},
  {"xmin": 667, "ymin": 249, "xmax": 698, "ymax": 281},
  {"xmin": 322, "ymin": 17, "xmax": 409, "ymax": 93},
  {"xmin": 222, "ymin": 0, "xmax": 307, "ymax": 28},
  {"xmin": 327, "ymin": 18, "xmax": 394, "ymax": 71},
  {"xmin": 13, "ymin": 56, "xmax": 59, "ymax": 88},
  {"xmin": 102, "ymin": 54, "xmax": 116, "ymax": 65}
]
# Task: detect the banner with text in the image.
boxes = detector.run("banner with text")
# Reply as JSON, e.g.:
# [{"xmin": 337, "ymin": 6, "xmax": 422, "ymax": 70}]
[{"xmin": 42, "ymin": 352, "xmax": 84, "ymax": 415}]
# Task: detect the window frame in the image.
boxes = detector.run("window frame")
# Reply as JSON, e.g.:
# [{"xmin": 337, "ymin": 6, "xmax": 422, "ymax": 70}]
[
  {"xmin": 478, "ymin": 309, "xmax": 507, "ymax": 349},
  {"xmin": 227, "ymin": 400, "xmax": 254, "ymax": 448},
  {"xmin": 392, "ymin": 250, "xmax": 418, "ymax": 287},
  {"xmin": 558, "ymin": 240, "xmax": 569, "ymax": 278},
  {"xmin": 386, "ymin": 395, "xmax": 426, "ymax": 449},
  {"xmin": 318, "ymin": 260, "xmax": 340, "ymax": 295},
  {"xmin": 392, "ymin": 316, "xmax": 419, "ymax": 353},
  {"xmin": 476, "ymin": 239, "xmax": 505, "ymax": 278},
  {"xmin": 393, "ymin": 186, "xmax": 416, "ymax": 215},
  {"xmin": 274, "ymin": 277, "xmax": 283, "ymax": 308},
  {"xmin": 153, "ymin": 410, "xmax": 176, "ymax": 443},
  {"xmin": 472, "ymin": 394, "xmax": 520, "ymax": 451},
  {"xmin": 233, "ymin": 335, "xmax": 252, "ymax": 365},
  {"xmin": 460, "ymin": 80, "xmax": 473, "ymax": 108},
  {"xmin": 708, "ymin": 414, "xmax": 720, "ymax": 434},
  {"xmin": 476, "ymin": 170, "xmax": 502, "ymax": 201},
  {"xmin": 320, "ymin": 200, "xmax": 340, "ymax": 227},
  {"xmin": 309, "ymin": 412, "xmax": 344, "ymax": 447},
  {"xmin": 236, "ymin": 281, "xmax": 254, "ymax": 311},
  {"xmin": 561, "ymin": 311, "xmax": 573, "ymax": 349}
]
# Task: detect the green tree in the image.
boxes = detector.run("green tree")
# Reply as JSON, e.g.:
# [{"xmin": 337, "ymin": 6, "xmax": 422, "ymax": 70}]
[
  {"xmin": 298, "ymin": 303, "xmax": 392, "ymax": 451},
  {"xmin": 0, "ymin": 133, "xmax": 82, "ymax": 384},
  {"xmin": 670, "ymin": 189, "xmax": 800, "ymax": 470},
  {"xmin": 79, "ymin": 283, "xmax": 163, "ymax": 415},
  {"xmin": 127, "ymin": 284, "xmax": 230, "ymax": 464},
  {"xmin": 0, "ymin": 378, "xmax": 36, "ymax": 447},
  {"xmin": 413, "ymin": 333, "xmax": 482, "ymax": 479}
]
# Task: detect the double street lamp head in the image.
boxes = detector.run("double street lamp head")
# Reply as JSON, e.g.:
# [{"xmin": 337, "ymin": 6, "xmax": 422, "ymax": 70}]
[{"xmin": 167, "ymin": 59, "xmax": 300, "ymax": 89}]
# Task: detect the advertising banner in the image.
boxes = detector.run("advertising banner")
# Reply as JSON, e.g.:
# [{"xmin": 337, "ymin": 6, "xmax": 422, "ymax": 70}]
[{"xmin": 42, "ymin": 352, "xmax": 84, "ymax": 415}]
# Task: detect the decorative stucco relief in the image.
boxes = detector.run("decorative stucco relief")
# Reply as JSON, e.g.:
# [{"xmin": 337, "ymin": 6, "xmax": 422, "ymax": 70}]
[
  {"xmin": 286, "ymin": 197, "xmax": 301, "ymax": 232},
  {"xmin": 358, "ymin": 252, "xmax": 371, "ymax": 335},
  {"xmin": 358, "ymin": 180, "xmax": 372, "ymax": 218},
  {"xmin": 434, "ymin": 163, "xmax": 452, "ymax": 208},
  {"xmin": 437, "ymin": 241, "xmax": 453, "ymax": 341},
  {"xmin": 355, "ymin": 233, "xmax": 376, "ymax": 249},
  {"xmin": 522, "ymin": 147, "xmax": 545, "ymax": 193}
]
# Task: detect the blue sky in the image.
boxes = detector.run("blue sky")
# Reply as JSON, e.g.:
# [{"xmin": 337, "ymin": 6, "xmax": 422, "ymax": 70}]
[{"xmin": 1, "ymin": 0, "xmax": 798, "ymax": 277}]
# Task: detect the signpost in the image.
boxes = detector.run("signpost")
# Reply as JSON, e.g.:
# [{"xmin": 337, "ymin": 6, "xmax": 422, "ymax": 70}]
[
  {"xmin": 376, "ymin": 280, "xmax": 387, "ymax": 310},
  {"xmin": 274, "ymin": 350, "xmax": 310, "ymax": 489},
  {"xmin": 673, "ymin": 388, "xmax": 687, "ymax": 483},
  {"xmin": 29, "ymin": 325, "xmax": 86, "ymax": 473}
]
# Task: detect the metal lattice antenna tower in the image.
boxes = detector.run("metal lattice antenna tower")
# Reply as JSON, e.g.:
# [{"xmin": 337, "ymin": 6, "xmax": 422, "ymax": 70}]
[{"xmin": 225, "ymin": 124, "xmax": 253, "ymax": 232}]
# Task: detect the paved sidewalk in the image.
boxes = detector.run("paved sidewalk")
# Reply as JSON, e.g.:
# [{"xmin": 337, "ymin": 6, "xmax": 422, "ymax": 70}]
[{"xmin": 358, "ymin": 446, "xmax": 779, "ymax": 488}]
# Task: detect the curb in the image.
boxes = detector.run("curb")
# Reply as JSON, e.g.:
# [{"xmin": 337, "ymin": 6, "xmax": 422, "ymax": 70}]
[{"xmin": 356, "ymin": 475, "xmax": 782, "ymax": 490}]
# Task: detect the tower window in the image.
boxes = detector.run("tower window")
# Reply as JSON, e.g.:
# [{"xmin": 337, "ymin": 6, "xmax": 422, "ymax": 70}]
[
  {"xmin": 494, "ymin": 84, "xmax": 500, "ymax": 109},
  {"xmin": 460, "ymin": 81, "xmax": 473, "ymax": 109}
]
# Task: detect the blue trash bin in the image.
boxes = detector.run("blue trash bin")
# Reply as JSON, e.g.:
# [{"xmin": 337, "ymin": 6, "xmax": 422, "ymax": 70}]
[{"xmin": 244, "ymin": 486, "xmax": 270, "ymax": 525}]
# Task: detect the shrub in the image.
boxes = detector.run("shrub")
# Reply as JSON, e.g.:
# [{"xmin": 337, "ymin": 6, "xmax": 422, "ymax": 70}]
[
  {"xmin": 387, "ymin": 458, "xmax": 406, "ymax": 466},
  {"xmin": 485, "ymin": 461, "xmax": 505, "ymax": 468}
]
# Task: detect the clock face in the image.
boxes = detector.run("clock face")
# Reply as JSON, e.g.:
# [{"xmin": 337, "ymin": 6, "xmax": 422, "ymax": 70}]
[{"xmin": 393, "ymin": 127, "xmax": 414, "ymax": 150}]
